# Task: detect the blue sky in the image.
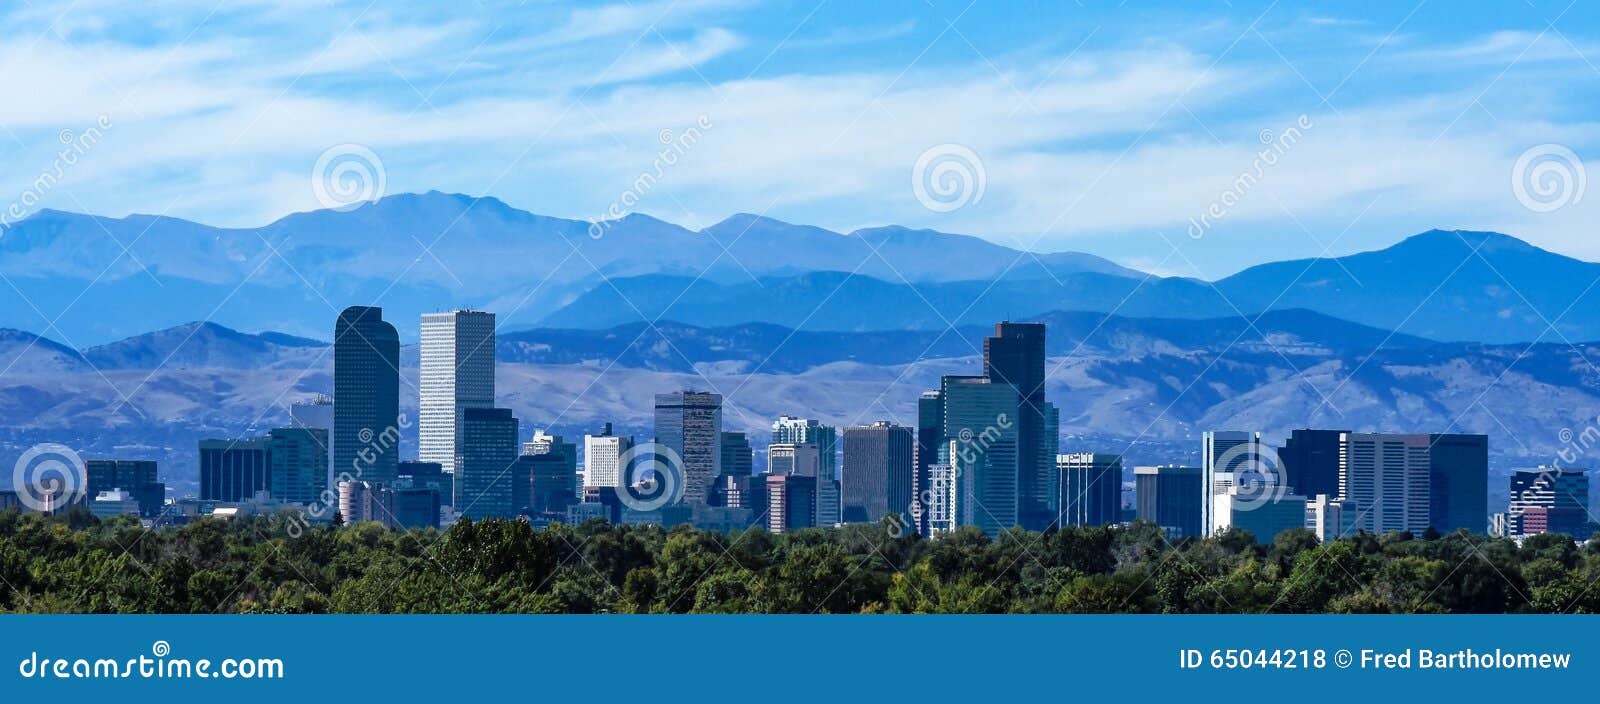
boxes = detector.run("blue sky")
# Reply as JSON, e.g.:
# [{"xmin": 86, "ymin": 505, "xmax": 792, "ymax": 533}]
[{"xmin": 1, "ymin": 0, "xmax": 1597, "ymax": 277}]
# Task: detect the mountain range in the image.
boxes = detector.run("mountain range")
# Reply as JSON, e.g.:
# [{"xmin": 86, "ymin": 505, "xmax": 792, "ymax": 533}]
[{"xmin": 2, "ymin": 192, "xmax": 1598, "ymax": 344}]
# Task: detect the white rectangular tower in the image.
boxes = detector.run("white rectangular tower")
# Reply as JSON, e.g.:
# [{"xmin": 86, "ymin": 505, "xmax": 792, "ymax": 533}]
[{"xmin": 418, "ymin": 310, "xmax": 496, "ymax": 472}]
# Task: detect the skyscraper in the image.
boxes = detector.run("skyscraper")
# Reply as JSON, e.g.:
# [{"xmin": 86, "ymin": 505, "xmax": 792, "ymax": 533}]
[
  {"xmin": 268, "ymin": 427, "xmax": 329, "ymax": 506},
  {"xmin": 654, "ymin": 391, "xmax": 722, "ymax": 504},
  {"xmin": 923, "ymin": 462, "xmax": 956, "ymax": 535},
  {"xmin": 940, "ymin": 375, "xmax": 1021, "ymax": 536},
  {"xmin": 1280, "ymin": 428, "xmax": 1345, "ymax": 499},
  {"xmin": 1202, "ymin": 431, "xmax": 1264, "ymax": 536},
  {"xmin": 334, "ymin": 306, "xmax": 400, "ymax": 486},
  {"xmin": 1339, "ymin": 433, "xmax": 1432, "ymax": 534},
  {"xmin": 772, "ymin": 416, "xmax": 838, "ymax": 479},
  {"xmin": 841, "ymin": 421, "xmax": 914, "ymax": 524},
  {"xmin": 719, "ymin": 431, "xmax": 753, "ymax": 478},
  {"xmin": 1428, "ymin": 433, "xmax": 1488, "ymax": 533},
  {"xmin": 290, "ymin": 395, "xmax": 335, "ymax": 495},
  {"xmin": 767, "ymin": 443, "xmax": 820, "ymax": 477},
  {"xmin": 418, "ymin": 310, "xmax": 496, "ymax": 472},
  {"xmin": 455, "ymin": 407, "xmax": 519, "ymax": 519},
  {"xmin": 584, "ymin": 423, "xmax": 634, "ymax": 489},
  {"xmin": 1057, "ymin": 452, "xmax": 1122, "ymax": 527},
  {"xmin": 983, "ymin": 322, "xmax": 1052, "ymax": 531},
  {"xmin": 915, "ymin": 390, "xmax": 943, "ymax": 536},
  {"xmin": 1135, "ymin": 465, "xmax": 1202, "ymax": 539}
]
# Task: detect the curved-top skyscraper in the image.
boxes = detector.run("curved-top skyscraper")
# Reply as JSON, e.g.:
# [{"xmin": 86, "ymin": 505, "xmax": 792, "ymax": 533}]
[{"xmin": 334, "ymin": 306, "xmax": 400, "ymax": 486}]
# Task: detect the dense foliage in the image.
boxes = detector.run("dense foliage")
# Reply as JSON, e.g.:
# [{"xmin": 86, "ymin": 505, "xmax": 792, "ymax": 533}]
[{"xmin": 3, "ymin": 509, "xmax": 1599, "ymax": 613}]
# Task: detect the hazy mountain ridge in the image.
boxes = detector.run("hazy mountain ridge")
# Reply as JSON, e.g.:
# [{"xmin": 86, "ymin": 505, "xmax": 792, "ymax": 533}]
[
  {"xmin": 5, "ymin": 193, "xmax": 1597, "ymax": 345},
  {"xmin": 0, "ymin": 192, "xmax": 1134, "ymax": 343}
]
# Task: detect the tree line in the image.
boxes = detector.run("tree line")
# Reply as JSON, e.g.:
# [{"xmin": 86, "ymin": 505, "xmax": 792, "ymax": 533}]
[{"xmin": 2, "ymin": 508, "xmax": 1598, "ymax": 613}]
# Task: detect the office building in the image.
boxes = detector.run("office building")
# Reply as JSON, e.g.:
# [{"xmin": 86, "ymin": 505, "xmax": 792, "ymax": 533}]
[
  {"xmin": 1506, "ymin": 468, "xmax": 1592, "ymax": 538},
  {"xmin": 1213, "ymin": 489, "xmax": 1308, "ymax": 544},
  {"xmin": 654, "ymin": 391, "xmax": 723, "ymax": 504},
  {"xmin": 89, "ymin": 489, "xmax": 141, "ymax": 519},
  {"xmin": 199, "ymin": 437, "xmax": 270, "ymax": 502},
  {"xmin": 1135, "ymin": 466, "xmax": 1203, "ymax": 539},
  {"xmin": 923, "ymin": 463, "xmax": 956, "ymax": 536},
  {"xmin": 516, "ymin": 451, "xmax": 578, "ymax": 518},
  {"xmin": 940, "ymin": 375, "xmax": 1021, "ymax": 536},
  {"xmin": 766, "ymin": 474, "xmax": 816, "ymax": 534},
  {"xmin": 1428, "ymin": 433, "xmax": 1488, "ymax": 533},
  {"xmin": 584, "ymin": 423, "xmax": 634, "ymax": 489},
  {"xmin": 1280, "ymin": 428, "xmax": 1345, "ymax": 499},
  {"xmin": 455, "ymin": 407, "xmax": 519, "ymax": 519},
  {"xmin": 1202, "ymin": 431, "xmax": 1265, "ymax": 536},
  {"xmin": 398, "ymin": 461, "xmax": 449, "ymax": 504},
  {"xmin": 418, "ymin": 310, "xmax": 496, "ymax": 473},
  {"xmin": 84, "ymin": 459, "xmax": 163, "ymax": 518},
  {"xmin": 290, "ymin": 395, "xmax": 335, "ymax": 492},
  {"xmin": 719, "ymin": 431, "xmax": 753, "ymax": 478},
  {"xmin": 815, "ymin": 477, "xmax": 841, "ymax": 527},
  {"xmin": 1307, "ymin": 494, "xmax": 1357, "ymax": 542},
  {"xmin": 1058, "ymin": 452, "xmax": 1122, "ymax": 527},
  {"xmin": 772, "ymin": 416, "xmax": 838, "ymax": 479},
  {"xmin": 841, "ymin": 421, "xmax": 914, "ymax": 524},
  {"xmin": 915, "ymin": 390, "xmax": 943, "ymax": 535},
  {"xmin": 381, "ymin": 486, "xmax": 441, "ymax": 529},
  {"xmin": 768, "ymin": 443, "xmax": 821, "ymax": 477},
  {"xmin": 267, "ymin": 427, "xmax": 328, "ymax": 506},
  {"xmin": 1338, "ymin": 433, "xmax": 1432, "ymax": 534},
  {"xmin": 983, "ymin": 322, "xmax": 1053, "ymax": 531},
  {"xmin": 334, "ymin": 306, "xmax": 400, "ymax": 486}
]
